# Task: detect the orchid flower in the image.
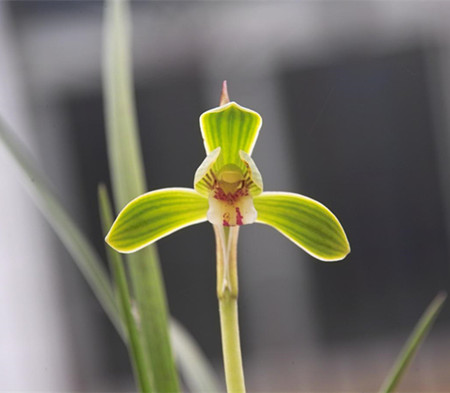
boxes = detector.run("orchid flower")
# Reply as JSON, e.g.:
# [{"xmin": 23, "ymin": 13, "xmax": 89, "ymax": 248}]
[
  {"xmin": 106, "ymin": 83, "xmax": 350, "ymax": 262},
  {"xmin": 106, "ymin": 82, "xmax": 349, "ymax": 393}
]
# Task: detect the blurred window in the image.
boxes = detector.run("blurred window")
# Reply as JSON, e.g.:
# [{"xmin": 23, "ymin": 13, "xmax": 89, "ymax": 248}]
[{"xmin": 281, "ymin": 46, "xmax": 450, "ymax": 343}]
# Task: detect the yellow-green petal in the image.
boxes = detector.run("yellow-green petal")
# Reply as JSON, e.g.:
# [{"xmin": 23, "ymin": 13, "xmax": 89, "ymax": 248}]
[
  {"xmin": 200, "ymin": 102, "xmax": 262, "ymax": 170},
  {"xmin": 239, "ymin": 150, "xmax": 263, "ymax": 196},
  {"xmin": 106, "ymin": 188, "xmax": 208, "ymax": 253},
  {"xmin": 194, "ymin": 147, "xmax": 221, "ymax": 196},
  {"xmin": 254, "ymin": 192, "xmax": 350, "ymax": 261}
]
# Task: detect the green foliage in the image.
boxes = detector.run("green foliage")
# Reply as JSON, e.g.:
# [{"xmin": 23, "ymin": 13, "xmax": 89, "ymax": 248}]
[
  {"xmin": 2, "ymin": 0, "xmax": 443, "ymax": 391},
  {"xmin": 379, "ymin": 292, "xmax": 447, "ymax": 393},
  {"xmin": 103, "ymin": 0, "xmax": 179, "ymax": 391},
  {"xmin": 170, "ymin": 319, "xmax": 222, "ymax": 393},
  {"xmin": 98, "ymin": 185, "xmax": 153, "ymax": 392},
  {"xmin": 0, "ymin": 116, "xmax": 124, "ymax": 338},
  {"xmin": 0, "ymin": 0, "xmax": 222, "ymax": 391},
  {"xmin": 0, "ymin": 113, "xmax": 222, "ymax": 393}
]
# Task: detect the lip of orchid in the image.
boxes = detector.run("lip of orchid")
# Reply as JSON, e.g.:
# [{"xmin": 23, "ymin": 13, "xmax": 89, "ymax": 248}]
[
  {"xmin": 194, "ymin": 129, "xmax": 262, "ymax": 228},
  {"xmin": 205, "ymin": 163, "xmax": 257, "ymax": 227}
]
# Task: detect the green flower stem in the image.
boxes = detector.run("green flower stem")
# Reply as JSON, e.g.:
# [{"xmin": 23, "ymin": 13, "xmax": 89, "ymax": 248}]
[
  {"xmin": 215, "ymin": 226, "xmax": 246, "ymax": 393},
  {"xmin": 98, "ymin": 185, "xmax": 153, "ymax": 393},
  {"xmin": 219, "ymin": 296, "xmax": 245, "ymax": 393}
]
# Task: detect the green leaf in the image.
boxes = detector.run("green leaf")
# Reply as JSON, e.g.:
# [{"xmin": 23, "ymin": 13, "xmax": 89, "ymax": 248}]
[
  {"xmin": 103, "ymin": 0, "xmax": 146, "ymax": 210},
  {"xmin": 379, "ymin": 292, "xmax": 447, "ymax": 393},
  {"xmin": 170, "ymin": 319, "xmax": 223, "ymax": 393},
  {"xmin": 200, "ymin": 102, "xmax": 262, "ymax": 171},
  {"xmin": 103, "ymin": 0, "xmax": 180, "ymax": 391},
  {"xmin": 253, "ymin": 192, "xmax": 350, "ymax": 261},
  {"xmin": 128, "ymin": 249, "xmax": 179, "ymax": 393},
  {"xmin": 106, "ymin": 188, "xmax": 208, "ymax": 253},
  {"xmin": 98, "ymin": 185, "xmax": 153, "ymax": 393},
  {"xmin": 0, "ymin": 116, "xmax": 124, "ymax": 338},
  {"xmin": 0, "ymin": 116, "xmax": 220, "ymax": 393}
]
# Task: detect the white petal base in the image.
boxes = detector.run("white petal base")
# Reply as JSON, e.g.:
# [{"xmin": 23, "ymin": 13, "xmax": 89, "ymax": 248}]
[{"xmin": 207, "ymin": 192, "xmax": 257, "ymax": 227}]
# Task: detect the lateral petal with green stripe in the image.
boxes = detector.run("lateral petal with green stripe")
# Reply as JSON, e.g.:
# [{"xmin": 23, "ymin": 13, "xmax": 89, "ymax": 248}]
[
  {"xmin": 106, "ymin": 188, "xmax": 208, "ymax": 253},
  {"xmin": 254, "ymin": 192, "xmax": 350, "ymax": 261},
  {"xmin": 239, "ymin": 150, "xmax": 263, "ymax": 196},
  {"xmin": 194, "ymin": 147, "xmax": 221, "ymax": 196},
  {"xmin": 200, "ymin": 102, "xmax": 262, "ymax": 171}
]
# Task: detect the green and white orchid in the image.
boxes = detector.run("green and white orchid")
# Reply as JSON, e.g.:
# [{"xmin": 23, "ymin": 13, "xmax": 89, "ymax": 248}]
[{"xmin": 106, "ymin": 83, "xmax": 350, "ymax": 262}]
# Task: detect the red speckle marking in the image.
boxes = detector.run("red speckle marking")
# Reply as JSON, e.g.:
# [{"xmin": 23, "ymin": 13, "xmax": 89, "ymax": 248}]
[
  {"xmin": 214, "ymin": 186, "xmax": 248, "ymax": 205},
  {"xmin": 222, "ymin": 212, "xmax": 231, "ymax": 227},
  {"xmin": 214, "ymin": 187, "xmax": 228, "ymax": 201},
  {"xmin": 236, "ymin": 207, "xmax": 243, "ymax": 226}
]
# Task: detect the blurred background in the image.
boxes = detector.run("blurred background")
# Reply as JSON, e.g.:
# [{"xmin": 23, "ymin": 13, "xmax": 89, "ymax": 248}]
[{"xmin": 1, "ymin": 1, "xmax": 450, "ymax": 392}]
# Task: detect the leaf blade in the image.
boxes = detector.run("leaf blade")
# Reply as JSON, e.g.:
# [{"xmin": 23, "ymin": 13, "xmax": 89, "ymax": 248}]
[
  {"xmin": 103, "ymin": 1, "xmax": 181, "ymax": 390},
  {"xmin": 170, "ymin": 319, "xmax": 223, "ymax": 393},
  {"xmin": 379, "ymin": 292, "xmax": 447, "ymax": 393},
  {"xmin": 254, "ymin": 191, "xmax": 350, "ymax": 261},
  {"xmin": 102, "ymin": 0, "xmax": 146, "ymax": 210},
  {"xmin": 0, "ymin": 116, "xmax": 124, "ymax": 338},
  {"xmin": 98, "ymin": 184, "xmax": 153, "ymax": 393},
  {"xmin": 0, "ymin": 116, "xmax": 220, "ymax": 393}
]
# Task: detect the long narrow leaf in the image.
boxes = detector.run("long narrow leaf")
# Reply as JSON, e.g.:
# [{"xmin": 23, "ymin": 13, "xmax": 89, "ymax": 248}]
[
  {"xmin": 98, "ymin": 185, "xmax": 153, "ymax": 393},
  {"xmin": 379, "ymin": 291, "xmax": 447, "ymax": 393},
  {"xmin": 102, "ymin": 0, "xmax": 146, "ymax": 208},
  {"xmin": 171, "ymin": 319, "xmax": 223, "ymax": 393},
  {"xmin": 102, "ymin": 0, "xmax": 180, "ymax": 391},
  {"xmin": 0, "ymin": 114, "xmax": 220, "ymax": 393},
  {"xmin": 0, "ymin": 116, "xmax": 124, "ymax": 339}
]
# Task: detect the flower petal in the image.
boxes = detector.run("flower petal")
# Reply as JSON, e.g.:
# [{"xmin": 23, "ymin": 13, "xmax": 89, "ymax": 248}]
[
  {"xmin": 239, "ymin": 150, "xmax": 263, "ymax": 196},
  {"xmin": 106, "ymin": 188, "xmax": 208, "ymax": 253},
  {"xmin": 253, "ymin": 192, "xmax": 350, "ymax": 261},
  {"xmin": 200, "ymin": 102, "xmax": 262, "ymax": 169},
  {"xmin": 194, "ymin": 147, "xmax": 221, "ymax": 196}
]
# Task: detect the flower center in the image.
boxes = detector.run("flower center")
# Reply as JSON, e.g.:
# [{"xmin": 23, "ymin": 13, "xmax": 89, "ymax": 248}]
[{"xmin": 207, "ymin": 164, "xmax": 257, "ymax": 227}]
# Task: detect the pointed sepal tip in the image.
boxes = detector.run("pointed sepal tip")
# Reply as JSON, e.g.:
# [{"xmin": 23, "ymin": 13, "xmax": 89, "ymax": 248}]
[{"xmin": 219, "ymin": 80, "xmax": 230, "ymax": 106}]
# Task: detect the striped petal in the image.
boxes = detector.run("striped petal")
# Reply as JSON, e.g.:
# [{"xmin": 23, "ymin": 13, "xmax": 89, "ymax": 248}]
[
  {"xmin": 106, "ymin": 188, "xmax": 208, "ymax": 253},
  {"xmin": 194, "ymin": 147, "xmax": 221, "ymax": 196},
  {"xmin": 200, "ymin": 102, "xmax": 262, "ymax": 171},
  {"xmin": 253, "ymin": 192, "xmax": 350, "ymax": 261},
  {"xmin": 239, "ymin": 150, "xmax": 263, "ymax": 196}
]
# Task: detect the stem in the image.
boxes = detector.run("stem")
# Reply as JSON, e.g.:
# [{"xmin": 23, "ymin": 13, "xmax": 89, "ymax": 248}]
[{"xmin": 214, "ymin": 225, "xmax": 246, "ymax": 393}]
